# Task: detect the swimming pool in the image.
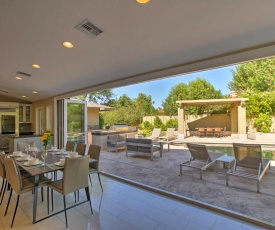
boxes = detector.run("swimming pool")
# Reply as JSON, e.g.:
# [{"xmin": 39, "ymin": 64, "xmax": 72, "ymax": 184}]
[{"xmin": 206, "ymin": 145, "xmax": 275, "ymax": 160}]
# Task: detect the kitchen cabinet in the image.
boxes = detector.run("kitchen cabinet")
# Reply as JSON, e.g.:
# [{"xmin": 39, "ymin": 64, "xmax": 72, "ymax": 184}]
[{"xmin": 19, "ymin": 104, "xmax": 32, "ymax": 123}]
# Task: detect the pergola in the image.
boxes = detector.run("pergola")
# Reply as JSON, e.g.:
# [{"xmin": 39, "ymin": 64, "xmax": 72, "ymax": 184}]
[{"xmin": 176, "ymin": 98, "xmax": 249, "ymax": 139}]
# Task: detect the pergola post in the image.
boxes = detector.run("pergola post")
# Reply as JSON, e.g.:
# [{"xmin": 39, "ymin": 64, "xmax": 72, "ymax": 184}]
[
  {"xmin": 178, "ymin": 105, "xmax": 185, "ymax": 136},
  {"xmin": 237, "ymin": 101, "xmax": 247, "ymax": 139}
]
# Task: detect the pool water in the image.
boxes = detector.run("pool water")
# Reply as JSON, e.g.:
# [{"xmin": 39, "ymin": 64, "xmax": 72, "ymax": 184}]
[{"xmin": 206, "ymin": 145, "xmax": 275, "ymax": 160}]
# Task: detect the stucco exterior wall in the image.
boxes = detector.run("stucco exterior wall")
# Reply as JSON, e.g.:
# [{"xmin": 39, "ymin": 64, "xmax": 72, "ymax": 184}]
[{"xmin": 87, "ymin": 107, "xmax": 99, "ymax": 126}]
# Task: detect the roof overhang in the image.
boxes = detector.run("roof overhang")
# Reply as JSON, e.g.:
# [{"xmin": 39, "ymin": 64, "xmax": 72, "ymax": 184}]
[
  {"xmin": 87, "ymin": 102, "xmax": 113, "ymax": 111},
  {"xmin": 176, "ymin": 98, "xmax": 249, "ymax": 107}
]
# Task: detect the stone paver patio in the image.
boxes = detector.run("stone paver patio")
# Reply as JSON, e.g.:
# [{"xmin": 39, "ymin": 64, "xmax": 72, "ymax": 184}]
[{"xmin": 99, "ymin": 138, "xmax": 275, "ymax": 227}]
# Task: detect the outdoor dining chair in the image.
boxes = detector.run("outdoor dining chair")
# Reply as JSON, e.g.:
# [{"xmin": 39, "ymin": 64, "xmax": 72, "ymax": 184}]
[
  {"xmin": 0, "ymin": 154, "xmax": 6, "ymax": 205},
  {"xmin": 180, "ymin": 143, "xmax": 225, "ymax": 179},
  {"xmin": 226, "ymin": 143, "xmax": 271, "ymax": 193}
]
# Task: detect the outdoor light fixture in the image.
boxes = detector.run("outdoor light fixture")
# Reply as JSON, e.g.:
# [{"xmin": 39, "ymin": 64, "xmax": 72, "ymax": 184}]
[
  {"xmin": 136, "ymin": 0, "xmax": 150, "ymax": 4},
  {"xmin": 62, "ymin": 41, "xmax": 74, "ymax": 48}
]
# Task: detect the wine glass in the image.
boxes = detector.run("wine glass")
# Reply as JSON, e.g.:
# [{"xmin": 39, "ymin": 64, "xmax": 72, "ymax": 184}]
[
  {"xmin": 41, "ymin": 151, "xmax": 47, "ymax": 165},
  {"xmin": 25, "ymin": 144, "xmax": 30, "ymax": 155},
  {"xmin": 33, "ymin": 147, "xmax": 38, "ymax": 158}
]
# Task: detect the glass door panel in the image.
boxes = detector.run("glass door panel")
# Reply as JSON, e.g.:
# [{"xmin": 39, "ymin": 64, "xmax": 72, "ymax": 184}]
[{"xmin": 64, "ymin": 99, "xmax": 87, "ymax": 145}]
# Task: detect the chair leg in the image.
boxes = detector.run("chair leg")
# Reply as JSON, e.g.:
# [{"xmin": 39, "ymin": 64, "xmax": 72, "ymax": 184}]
[
  {"xmin": 51, "ymin": 189, "xmax": 54, "ymax": 212},
  {"xmin": 0, "ymin": 179, "xmax": 5, "ymax": 199},
  {"xmin": 85, "ymin": 187, "xmax": 93, "ymax": 214},
  {"xmin": 4, "ymin": 188, "xmax": 13, "ymax": 216},
  {"xmin": 0, "ymin": 179, "xmax": 7, "ymax": 205},
  {"xmin": 47, "ymin": 187, "xmax": 49, "ymax": 214},
  {"xmin": 97, "ymin": 173, "xmax": 103, "ymax": 192},
  {"xmin": 63, "ymin": 195, "xmax": 68, "ymax": 228},
  {"xmin": 89, "ymin": 174, "xmax": 92, "ymax": 187},
  {"xmin": 11, "ymin": 195, "xmax": 20, "ymax": 228},
  {"xmin": 41, "ymin": 187, "xmax": 44, "ymax": 202}
]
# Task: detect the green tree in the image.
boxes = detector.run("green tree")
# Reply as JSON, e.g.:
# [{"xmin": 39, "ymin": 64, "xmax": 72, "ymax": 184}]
[
  {"xmin": 228, "ymin": 58, "xmax": 275, "ymax": 92},
  {"xmin": 162, "ymin": 78, "xmax": 222, "ymax": 116},
  {"xmin": 229, "ymin": 58, "xmax": 275, "ymax": 132},
  {"xmin": 135, "ymin": 93, "xmax": 157, "ymax": 122},
  {"xmin": 153, "ymin": 116, "xmax": 163, "ymax": 128},
  {"xmin": 73, "ymin": 89, "xmax": 115, "ymax": 106},
  {"xmin": 116, "ymin": 94, "xmax": 134, "ymax": 107}
]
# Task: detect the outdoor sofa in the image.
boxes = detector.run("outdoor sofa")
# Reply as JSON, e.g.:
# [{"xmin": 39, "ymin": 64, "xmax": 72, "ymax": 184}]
[
  {"xmin": 107, "ymin": 134, "xmax": 127, "ymax": 153},
  {"xmin": 125, "ymin": 138, "xmax": 163, "ymax": 160}
]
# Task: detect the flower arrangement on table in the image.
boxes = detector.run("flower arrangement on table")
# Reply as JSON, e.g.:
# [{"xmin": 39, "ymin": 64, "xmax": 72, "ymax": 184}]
[{"xmin": 41, "ymin": 131, "xmax": 51, "ymax": 153}]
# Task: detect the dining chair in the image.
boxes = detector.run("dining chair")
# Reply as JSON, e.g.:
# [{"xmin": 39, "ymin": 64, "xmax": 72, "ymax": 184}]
[
  {"xmin": 3, "ymin": 157, "xmax": 50, "ymax": 228},
  {"xmin": 87, "ymin": 145, "xmax": 103, "ymax": 192},
  {"xmin": 75, "ymin": 143, "xmax": 87, "ymax": 156},
  {"xmin": 0, "ymin": 154, "xmax": 7, "ymax": 205},
  {"xmin": 65, "ymin": 141, "xmax": 76, "ymax": 152},
  {"xmin": 47, "ymin": 155, "xmax": 92, "ymax": 228}
]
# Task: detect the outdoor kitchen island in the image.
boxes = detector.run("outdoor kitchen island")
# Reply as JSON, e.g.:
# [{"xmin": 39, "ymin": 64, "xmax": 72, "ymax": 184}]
[{"xmin": 89, "ymin": 124, "xmax": 137, "ymax": 151}]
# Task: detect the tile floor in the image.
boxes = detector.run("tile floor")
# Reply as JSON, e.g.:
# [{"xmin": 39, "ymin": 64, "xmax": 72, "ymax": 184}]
[{"xmin": 0, "ymin": 174, "xmax": 266, "ymax": 230}]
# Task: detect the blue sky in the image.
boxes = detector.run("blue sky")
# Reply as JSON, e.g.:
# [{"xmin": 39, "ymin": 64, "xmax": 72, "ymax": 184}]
[{"xmin": 113, "ymin": 65, "xmax": 236, "ymax": 108}]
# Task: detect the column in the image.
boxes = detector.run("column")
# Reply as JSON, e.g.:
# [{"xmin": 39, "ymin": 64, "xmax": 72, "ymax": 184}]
[
  {"xmin": 238, "ymin": 101, "xmax": 247, "ymax": 139},
  {"xmin": 178, "ymin": 105, "xmax": 185, "ymax": 137}
]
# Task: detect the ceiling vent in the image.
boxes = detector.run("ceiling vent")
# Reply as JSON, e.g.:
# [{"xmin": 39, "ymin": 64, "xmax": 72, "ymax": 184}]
[
  {"xmin": 75, "ymin": 19, "xmax": 103, "ymax": 39},
  {"xmin": 17, "ymin": 71, "xmax": 31, "ymax": 77}
]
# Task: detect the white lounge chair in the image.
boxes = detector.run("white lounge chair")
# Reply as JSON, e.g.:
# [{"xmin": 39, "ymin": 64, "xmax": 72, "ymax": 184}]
[
  {"xmin": 226, "ymin": 143, "xmax": 271, "ymax": 193},
  {"xmin": 147, "ymin": 128, "xmax": 161, "ymax": 141},
  {"xmin": 180, "ymin": 143, "xmax": 225, "ymax": 179},
  {"xmin": 159, "ymin": 128, "xmax": 176, "ymax": 142}
]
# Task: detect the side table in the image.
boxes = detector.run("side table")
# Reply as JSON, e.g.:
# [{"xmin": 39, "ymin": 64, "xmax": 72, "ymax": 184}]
[{"xmin": 215, "ymin": 155, "xmax": 235, "ymax": 174}]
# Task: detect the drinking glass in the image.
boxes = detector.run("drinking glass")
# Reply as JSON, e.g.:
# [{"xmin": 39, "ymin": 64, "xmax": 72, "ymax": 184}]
[
  {"xmin": 25, "ymin": 144, "xmax": 30, "ymax": 155},
  {"xmin": 33, "ymin": 147, "xmax": 38, "ymax": 158},
  {"xmin": 41, "ymin": 151, "xmax": 47, "ymax": 165}
]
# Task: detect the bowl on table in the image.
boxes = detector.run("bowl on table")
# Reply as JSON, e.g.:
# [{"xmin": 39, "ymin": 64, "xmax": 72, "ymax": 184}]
[{"xmin": 69, "ymin": 152, "xmax": 78, "ymax": 158}]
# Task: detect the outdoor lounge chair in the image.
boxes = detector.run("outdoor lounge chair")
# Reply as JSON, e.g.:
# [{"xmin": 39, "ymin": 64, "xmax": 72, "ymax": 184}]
[
  {"xmin": 226, "ymin": 143, "xmax": 271, "ymax": 193},
  {"xmin": 159, "ymin": 128, "xmax": 176, "ymax": 142},
  {"xmin": 147, "ymin": 128, "xmax": 161, "ymax": 141},
  {"xmin": 180, "ymin": 143, "xmax": 225, "ymax": 179}
]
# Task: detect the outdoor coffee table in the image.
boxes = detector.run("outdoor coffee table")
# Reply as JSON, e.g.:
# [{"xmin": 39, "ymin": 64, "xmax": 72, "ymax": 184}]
[{"xmin": 215, "ymin": 155, "xmax": 235, "ymax": 174}]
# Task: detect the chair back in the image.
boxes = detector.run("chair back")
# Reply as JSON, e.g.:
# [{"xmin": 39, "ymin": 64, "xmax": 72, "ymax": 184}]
[
  {"xmin": 4, "ymin": 157, "xmax": 22, "ymax": 194},
  {"xmin": 0, "ymin": 154, "xmax": 6, "ymax": 178},
  {"xmin": 62, "ymin": 155, "xmax": 89, "ymax": 194},
  {"xmin": 186, "ymin": 143, "xmax": 210, "ymax": 161},
  {"xmin": 88, "ymin": 145, "xmax": 101, "ymax": 170},
  {"xmin": 65, "ymin": 141, "xmax": 76, "ymax": 152},
  {"xmin": 166, "ymin": 128, "xmax": 175, "ymax": 138},
  {"xmin": 75, "ymin": 143, "xmax": 87, "ymax": 156},
  {"xmin": 151, "ymin": 128, "xmax": 161, "ymax": 139},
  {"xmin": 233, "ymin": 143, "xmax": 262, "ymax": 169}
]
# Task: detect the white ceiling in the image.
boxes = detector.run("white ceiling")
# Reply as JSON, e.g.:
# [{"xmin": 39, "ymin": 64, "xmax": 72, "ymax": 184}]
[{"xmin": 1, "ymin": 0, "xmax": 275, "ymax": 102}]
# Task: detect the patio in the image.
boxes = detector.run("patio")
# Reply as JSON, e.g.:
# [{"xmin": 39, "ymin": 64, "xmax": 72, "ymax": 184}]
[{"xmin": 99, "ymin": 137, "xmax": 275, "ymax": 228}]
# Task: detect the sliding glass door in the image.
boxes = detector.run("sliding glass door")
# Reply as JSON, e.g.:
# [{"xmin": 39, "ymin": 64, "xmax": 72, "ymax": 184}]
[{"xmin": 57, "ymin": 99, "xmax": 87, "ymax": 148}]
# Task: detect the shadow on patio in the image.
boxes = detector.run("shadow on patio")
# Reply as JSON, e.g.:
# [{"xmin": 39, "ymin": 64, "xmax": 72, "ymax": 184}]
[{"xmin": 99, "ymin": 143, "xmax": 275, "ymax": 227}]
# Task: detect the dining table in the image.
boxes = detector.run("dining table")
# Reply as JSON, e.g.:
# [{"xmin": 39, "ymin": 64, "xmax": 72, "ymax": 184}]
[{"xmin": 12, "ymin": 149, "xmax": 97, "ymax": 224}]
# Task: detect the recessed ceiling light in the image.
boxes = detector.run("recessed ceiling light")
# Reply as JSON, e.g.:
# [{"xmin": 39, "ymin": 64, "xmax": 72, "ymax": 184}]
[
  {"xmin": 15, "ymin": 76, "xmax": 22, "ymax": 80},
  {"xmin": 62, "ymin": 41, "xmax": 74, "ymax": 48},
  {"xmin": 33, "ymin": 91, "xmax": 38, "ymax": 94},
  {"xmin": 32, "ymin": 64, "xmax": 41, "ymax": 69},
  {"xmin": 22, "ymin": 96, "xmax": 26, "ymax": 98},
  {"xmin": 136, "ymin": 0, "xmax": 150, "ymax": 4}
]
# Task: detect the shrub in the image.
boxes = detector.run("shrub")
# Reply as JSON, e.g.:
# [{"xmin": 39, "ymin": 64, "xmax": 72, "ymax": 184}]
[
  {"xmin": 253, "ymin": 113, "xmax": 271, "ymax": 133},
  {"xmin": 153, "ymin": 116, "xmax": 163, "ymax": 128}
]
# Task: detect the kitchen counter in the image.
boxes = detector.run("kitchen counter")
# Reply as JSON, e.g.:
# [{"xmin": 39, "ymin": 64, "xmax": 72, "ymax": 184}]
[{"xmin": 8, "ymin": 135, "xmax": 42, "ymax": 139}]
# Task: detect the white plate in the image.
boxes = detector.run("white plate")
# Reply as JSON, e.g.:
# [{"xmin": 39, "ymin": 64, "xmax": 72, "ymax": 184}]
[
  {"xmin": 11, "ymin": 151, "xmax": 23, "ymax": 157},
  {"xmin": 23, "ymin": 161, "xmax": 43, "ymax": 166},
  {"xmin": 66, "ymin": 155, "xmax": 81, "ymax": 158},
  {"xmin": 48, "ymin": 149, "xmax": 60, "ymax": 152},
  {"xmin": 54, "ymin": 162, "xmax": 65, "ymax": 166},
  {"xmin": 16, "ymin": 156, "xmax": 31, "ymax": 161}
]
